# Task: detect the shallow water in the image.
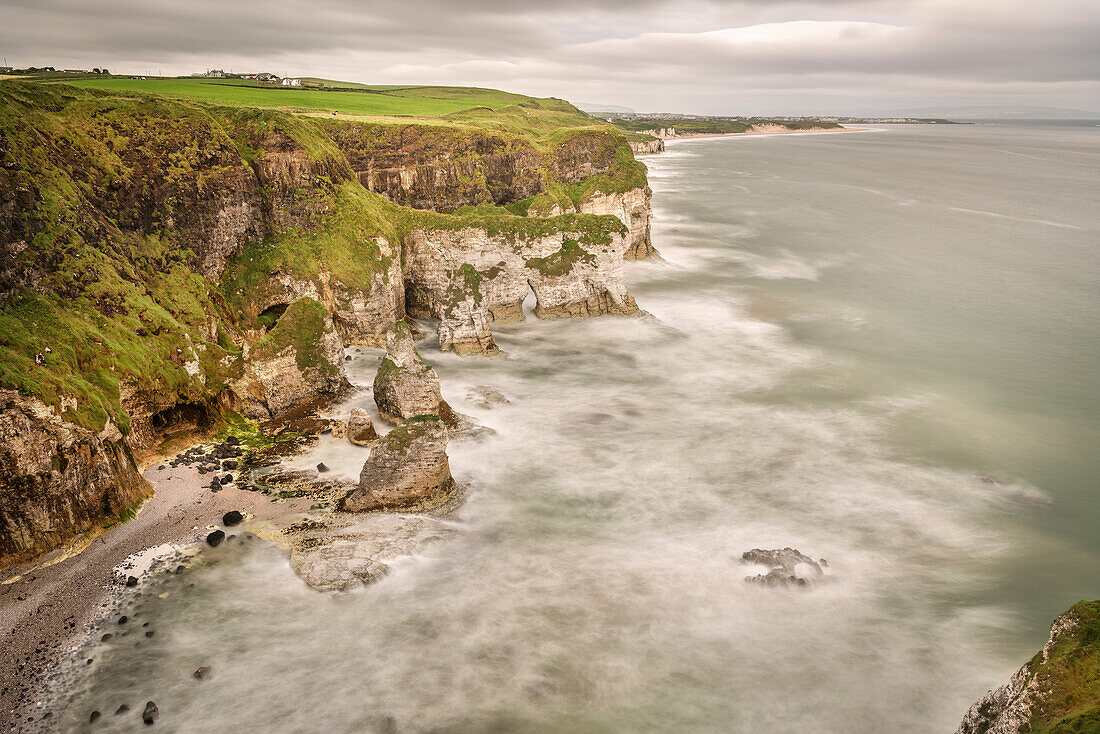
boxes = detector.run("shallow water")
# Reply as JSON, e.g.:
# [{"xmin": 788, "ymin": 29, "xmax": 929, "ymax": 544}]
[{"xmin": 61, "ymin": 123, "xmax": 1099, "ymax": 733}]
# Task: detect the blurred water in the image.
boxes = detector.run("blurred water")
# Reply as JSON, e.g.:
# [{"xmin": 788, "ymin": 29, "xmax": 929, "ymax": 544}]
[{"xmin": 61, "ymin": 123, "xmax": 1100, "ymax": 733}]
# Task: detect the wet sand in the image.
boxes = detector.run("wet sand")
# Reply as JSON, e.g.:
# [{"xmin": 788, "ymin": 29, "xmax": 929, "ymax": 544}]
[{"xmin": 0, "ymin": 458, "xmax": 311, "ymax": 731}]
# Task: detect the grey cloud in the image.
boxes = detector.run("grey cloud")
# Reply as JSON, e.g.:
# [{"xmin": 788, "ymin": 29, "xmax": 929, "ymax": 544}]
[{"xmin": 1, "ymin": 0, "xmax": 1096, "ymax": 114}]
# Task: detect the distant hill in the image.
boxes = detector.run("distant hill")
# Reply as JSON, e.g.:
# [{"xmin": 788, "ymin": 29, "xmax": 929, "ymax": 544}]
[
  {"xmin": 576, "ymin": 102, "xmax": 636, "ymax": 115},
  {"xmin": 888, "ymin": 104, "xmax": 1100, "ymax": 120}
]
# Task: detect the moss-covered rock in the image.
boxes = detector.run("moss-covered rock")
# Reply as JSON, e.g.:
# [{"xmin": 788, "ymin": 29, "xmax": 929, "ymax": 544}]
[
  {"xmin": 340, "ymin": 415, "xmax": 455, "ymax": 513},
  {"xmin": 373, "ymin": 320, "xmax": 456, "ymax": 426}
]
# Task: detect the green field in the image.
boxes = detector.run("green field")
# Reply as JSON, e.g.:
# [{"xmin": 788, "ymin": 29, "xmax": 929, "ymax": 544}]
[{"xmin": 48, "ymin": 76, "xmax": 548, "ymax": 117}]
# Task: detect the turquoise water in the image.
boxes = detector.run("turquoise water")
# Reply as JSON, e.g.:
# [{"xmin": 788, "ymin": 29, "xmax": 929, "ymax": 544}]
[{"xmin": 60, "ymin": 123, "xmax": 1099, "ymax": 733}]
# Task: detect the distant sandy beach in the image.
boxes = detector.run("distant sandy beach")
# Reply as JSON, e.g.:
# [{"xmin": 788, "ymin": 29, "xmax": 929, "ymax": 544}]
[{"xmin": 661, "ymin": 125, "xmax": 867, "ymax": 143}]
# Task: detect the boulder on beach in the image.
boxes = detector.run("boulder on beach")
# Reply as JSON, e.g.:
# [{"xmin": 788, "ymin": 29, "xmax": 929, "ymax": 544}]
[
  {"xmin": 340, "ymin": 415, "xmax": 455, "ymax": 512},
  {"xmin": 347, "ymin": 408, "xmax": 378, "ymax": 446},
  {"xmin": 373, "ymin": 320, "xmax": 456, "ymax": 427},
  {"xmin": 740, "ymin": 547, "xmax": 826, "ymax": 588},
  {"xmin": 205, "ymin": 530, "xmax": 226, "ymax": 547},
  {"xmin": 222, "ymin": 511, "xmax": 244, "ymax": 526}
]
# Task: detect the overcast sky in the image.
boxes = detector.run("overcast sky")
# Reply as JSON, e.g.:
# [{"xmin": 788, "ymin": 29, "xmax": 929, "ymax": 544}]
[{"xmin": 4, "ymin": 0, "xmax": 1098, "ymax": 115}]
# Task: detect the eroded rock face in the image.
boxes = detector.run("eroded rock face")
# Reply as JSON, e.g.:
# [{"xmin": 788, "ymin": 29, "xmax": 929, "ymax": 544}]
[
  {"xmin": 628, "ymin": 138, "xmax": 665, "ymax": 156},
  {"xmin": 549, "ymin": 188, "xmax": 657, "ymax": 261},
  {"xmin": 0, "ymin": 391, "xmax": 151, "ymax": 568},
  {"xmin": 403, "ymin": 224, "xmax": 639, "ymax": 354},
  {"xmin": 341, "ymin": 416, "xmax": 455, "ymax": 513},
  {"xmin": 740, "ymin": 547, "xmax": 826, "ymax": 588},
  {"xmin": 347, "ymin": 408, "xmax": 378, "ymax": 446},
  {"xmin": 373, "ymin": 320, "xmax": 456, "ymax": 425},
  {"xmin": 229, "ymin": 299, "xmax": 349, "ymax": 420},
  {"xmin": 955, "ymin": 601, "xmax": 1100, "ymax": 734}
]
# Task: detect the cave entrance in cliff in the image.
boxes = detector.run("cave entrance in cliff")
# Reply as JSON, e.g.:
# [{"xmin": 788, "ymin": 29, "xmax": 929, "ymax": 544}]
[
  {"xmin": 522, "ymin": 281, "xmax": 539, "ymax": 320},
  {"xmin": 151, "ymin": 403, "xmax": 213, "ymax": 440},
  {"xmin": 257, "ymin": 303, "xmax": 289, "ymax": 331}
]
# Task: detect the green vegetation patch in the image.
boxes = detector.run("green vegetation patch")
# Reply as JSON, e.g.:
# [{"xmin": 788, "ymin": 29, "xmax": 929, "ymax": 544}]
[
  {"xmin": 524, "ymin": 238, "xmax": 596, "ymax": 277},
  {"xmin": 251, "ymin": 297, "xmax": 336, "ymax": 376}
]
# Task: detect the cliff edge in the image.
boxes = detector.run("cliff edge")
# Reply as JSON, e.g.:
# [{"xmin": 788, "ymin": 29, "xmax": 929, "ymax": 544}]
[{"xmin": 956, "ymin": 600, "xmax": 1100, "ymax": 734}]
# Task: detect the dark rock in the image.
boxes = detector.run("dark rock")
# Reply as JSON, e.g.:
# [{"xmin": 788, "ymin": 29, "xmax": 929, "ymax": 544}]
[
  {"xmin": 740, "ymin": 547, "xmax": 825, "ymax": 588},
  {"xmin": 125, "ymin": 575, "xmax": 138, "ymax": 587},
  {"xmin": 205, "ymin": 530, "xmax": 226, "ymax": 547},
  {"xmin": 222, "ymin": 510, "xmax": 244, "ymax": 526},
  {"xmin": 193, "ymin": 666, "xmax": 211, "ymax": 680},
  {"xmin": 222, "ymin": 459, "xmax": 238, "ymax": 470},
  {"xmin": 347, "ymin": 408, "xmax": 378, "ymax": 446},
  {"xmin": 142, "ymin": 701, "xmax": 159, "ymax": 725},
  {"xmin": 226, "ymin": 436, "xmax": 240, "ymax": 446},
  {"xmin": 145, "ymin": 630, "xmax": 155, "ymax": 638},
  {"xmin": 115, "ymin": 704, "xmax": 129, "ymax": 715},
  {"xmin": 317, "ymin": 462, "xmax": 330, "ymax": 473},
  {"xmin": 118, "ymin": 616, "xmax": 128, "ymax": 625},
  {"xmin": 345, "ymin": 355, "xmax": 352, "ymax": 361},
  {"xmin": 220, "ymin": 474, "xmax": 233, "ymax": 485},
  {"xmin": 89, "ymin": 711, "xmax": 101, "ymax": 723},
  {"xmin": 101, "ymin": 633, "xmax": 112, "ymax": 642}
]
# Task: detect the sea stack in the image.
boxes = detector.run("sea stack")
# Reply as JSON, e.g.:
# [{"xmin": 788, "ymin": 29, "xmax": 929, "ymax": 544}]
[
  {"xmin": 373, "ymin": 320, "xmax": 456, "ymax": 426},
  {"xmin": 340, "ymin": 416, "xmax": 455, "ymax": 512}
]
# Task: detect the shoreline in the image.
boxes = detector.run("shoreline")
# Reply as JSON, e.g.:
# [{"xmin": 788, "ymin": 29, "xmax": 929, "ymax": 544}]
[
  {"xmin": 657, "ymin": 126, "xmax": 867, "ymax": 143},
  {"xmin": 0, "ymin": 455, "xmax": 312, "ymax": 730}
]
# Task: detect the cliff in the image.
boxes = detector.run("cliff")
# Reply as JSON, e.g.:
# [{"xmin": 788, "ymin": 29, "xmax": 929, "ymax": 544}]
[
  {"xmin": 0, "ymin": 79, "xmax": 657, "ymax": 565},
  {"xmin": 956, "ymin": 600, "xmax": 1100, "ymax": 734}
]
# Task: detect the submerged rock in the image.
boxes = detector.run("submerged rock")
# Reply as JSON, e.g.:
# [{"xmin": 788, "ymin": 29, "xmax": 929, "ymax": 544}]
[
  {"xmin": 373, "ymin": 320, "xmax": 457, "ymax": 426},
  {"xmin": 287, "ymin": 513, "xmax": 455, "ymax": 592},
  {"xmin": 347, "ymin": 408, "xmax": 378, "ymax": 446},
  {"xmin": 740, "ymin": 547, "xmax": 825, "ymax": 588},
  {"xmin": 467, "ymin": 385, "xmax": 510, "ymax": 409},
  {"xmin": 193, "ymin": 666, "xmax": 211, "ymax": 680},
  {"xmin": 341, "ymin": 416, "xmax": 455, "ymax": 513}
]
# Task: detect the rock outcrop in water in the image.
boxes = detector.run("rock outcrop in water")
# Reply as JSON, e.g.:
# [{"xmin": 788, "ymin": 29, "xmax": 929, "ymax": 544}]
[
  {"xmin": 373, "ymin": 320, "xmax": 456, "ymax": 425},
  {"xmin": 740, "ymin": 547, "xmax": 826, "ymax": 588},
  {"xmin": 341, "ymin": 416, "xmax": 455, "ymax": 513},
  {"xmin": 346, "ymin": 409, "xmax": 378, "ymax": 446},
  {"xmin": 955, "ymin": 600, "xmax": 1100, "ymax": 734}
]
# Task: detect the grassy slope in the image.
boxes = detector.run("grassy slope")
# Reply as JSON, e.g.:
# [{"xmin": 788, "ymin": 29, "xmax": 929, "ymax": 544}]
[
  {"xmin": 0, "ymin": 78, "xmax": 641, "ymax": 432},
  {"xmin": 1025, "ymin": 600, "xmax": 1100, "ymax": 734}
]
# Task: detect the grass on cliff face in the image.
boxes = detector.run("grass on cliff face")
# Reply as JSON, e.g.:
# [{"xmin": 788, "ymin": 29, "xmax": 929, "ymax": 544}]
[
  {"xmin": 219, "ymin": 182, "xmax": 394, "ymax": 324},
  {"xmin": 251, "ymin": 297, "xmax": 337, "ymax": 377},
  {"xmin": 1024, "ymin": 600, "xmax": 1100, "ymax": 734}
]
